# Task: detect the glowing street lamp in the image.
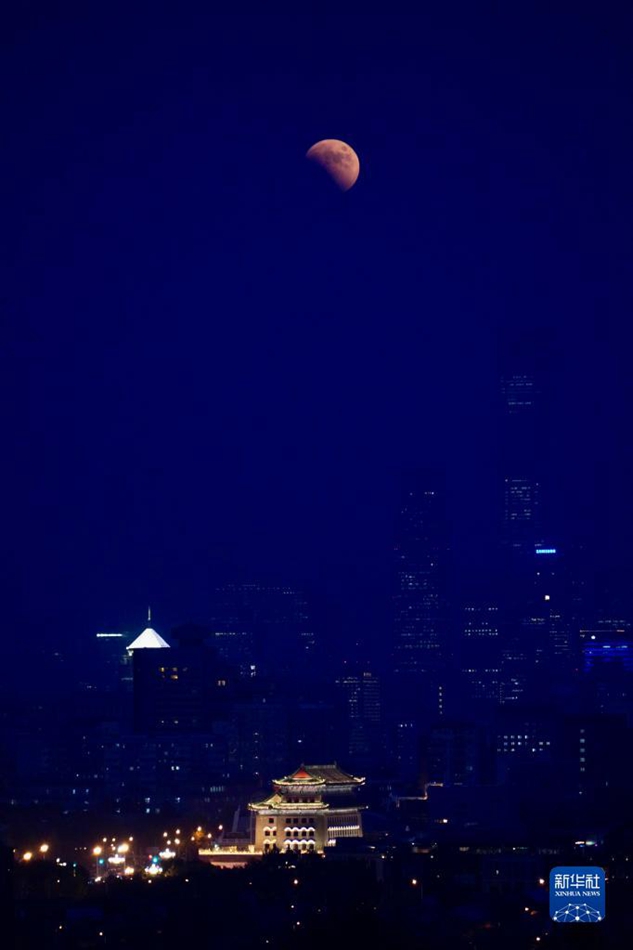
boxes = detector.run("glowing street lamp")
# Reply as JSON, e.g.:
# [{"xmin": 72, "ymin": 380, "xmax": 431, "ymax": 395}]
[
  {"xmin": 23, "ymin": 852, "xmax": 33, "ymax": 862},
  {"xmin": 39, "ymin": 844, "xmax": 49, "ymax": 855},
  {"xmin": 92, "ymin": 846, "xmax": 103, "ymax": 856}
]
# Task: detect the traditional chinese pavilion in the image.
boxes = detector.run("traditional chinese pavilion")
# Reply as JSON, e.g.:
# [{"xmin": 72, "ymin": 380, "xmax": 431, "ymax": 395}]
[{"xmin": 249, "ymin": 763, "xmax": 365, "ymax": 853}]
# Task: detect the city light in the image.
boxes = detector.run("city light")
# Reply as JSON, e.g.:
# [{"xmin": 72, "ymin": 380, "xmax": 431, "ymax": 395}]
[{"xmin": 1, "ymin": 291, "xmax": 626, "ymax": 944}]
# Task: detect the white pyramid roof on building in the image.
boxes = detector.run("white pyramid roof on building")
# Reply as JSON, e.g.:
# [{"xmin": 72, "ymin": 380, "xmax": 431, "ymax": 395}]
[{"xmin": 127, "ymin": 627, "xmax": 171, "ymax": 650}]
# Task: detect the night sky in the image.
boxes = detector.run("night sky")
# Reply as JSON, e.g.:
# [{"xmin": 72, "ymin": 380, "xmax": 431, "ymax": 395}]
[{"xmin": 2, "ymin": 7, "xmax": 632, "ymax": 668}]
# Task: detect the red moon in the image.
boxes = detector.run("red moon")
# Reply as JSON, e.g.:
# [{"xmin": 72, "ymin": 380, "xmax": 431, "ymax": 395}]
[{"xmin": 306, "ymin": 139, "xmax": 360, "ymax": 191}]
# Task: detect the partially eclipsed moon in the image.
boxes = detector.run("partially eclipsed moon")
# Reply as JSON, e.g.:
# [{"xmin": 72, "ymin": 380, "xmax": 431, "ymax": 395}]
[{"xmin": 306, "ymin": 139, "xmax": 360, "ymax": 191}]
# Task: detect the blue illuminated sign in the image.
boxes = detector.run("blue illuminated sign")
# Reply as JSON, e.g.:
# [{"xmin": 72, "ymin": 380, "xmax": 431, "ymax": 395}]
[
  {"xmin": 550, "ymin": 867, "xmax": 605, "ymax": 923},
  {"xmin": 536, "ymin": 548, "xmax": 557, "ymax": 555}
]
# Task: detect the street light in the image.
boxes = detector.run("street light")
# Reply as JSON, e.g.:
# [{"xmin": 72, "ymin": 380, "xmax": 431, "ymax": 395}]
[
  {"xmin": 23, "ymin": 852, "xmax": 33, "ymax": 862},
  {"xmin": 39, "ymin": 844, "xmax": 49, "ymax": 855}
]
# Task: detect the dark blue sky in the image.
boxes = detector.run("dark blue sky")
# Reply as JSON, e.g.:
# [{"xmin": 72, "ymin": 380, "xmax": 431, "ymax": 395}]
[{"xmin": 2, "ymin": 7, "xmax": 632, "ymax": 658}]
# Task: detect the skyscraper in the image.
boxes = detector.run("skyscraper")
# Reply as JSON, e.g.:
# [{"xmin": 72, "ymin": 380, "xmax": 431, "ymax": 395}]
[
  {"xmin": 388, "ymin": 472, "xmax": 451, "ymax": 776},
  {"xmin": 499, "ymin": 330, "xmax": 553, "ymax": 556},
  {"xmin": 497, "ymin": 332, "xmax": 567, "ymax": 704},
  {"xmin": 336, "ymin": 669, "xmax": 382, "ymax": 766},
  {"xmin": 392, "ymin": 470, "xmax": 450, "ymax": 677},
  {"xmin": 459, "ymin": 603, "xmax": 503, "ymax": 706},
  {"xmin": 130, "ymin": 620, "xmax": 230, "ymax": 734},
  {"xmin": 208, "ymin": 583, "xmax": 316, "ymax": 680}
]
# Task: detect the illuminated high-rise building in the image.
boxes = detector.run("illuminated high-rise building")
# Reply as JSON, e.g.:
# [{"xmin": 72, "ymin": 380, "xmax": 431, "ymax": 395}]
[
  {"xmin": 130, "ymin": 619, "xmax": 230, "ymax": 733},
  {"xmin": 499, "ymin": 330, "xmax": 553, "ymax": 556},
  {"xmin": 389, "ymin": 469, "xmax": 451, "ymax": 772},
  {"xmin": 208, "ymin": 583, "xmax": 315, "ymax": 679},
  {"xmin": 499, "ymin": 545, "xmax": 574, "ymax": 704},
  {"xmin": 460, "ymin": 603, "xmax": 503, "ymax": 705},
  {"xmin": 392, "ymin": 470, "xmax": 450, "ymax": 677},
  {"xmin": 336, "ymin": 670, "xmax": 382, "ymax": 765}
]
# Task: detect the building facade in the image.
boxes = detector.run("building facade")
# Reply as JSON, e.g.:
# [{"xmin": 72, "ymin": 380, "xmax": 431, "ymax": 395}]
[
  {"xmin": 392, "ymin": 470, "xmax": 450, "ymax": 676},
  {"xmin": 499, "ymin": 330, "xmax": 553, "ymax": 557},
  {"xmin": 249, "ymin": 764, "xmax": 364, "ymax": 854}
]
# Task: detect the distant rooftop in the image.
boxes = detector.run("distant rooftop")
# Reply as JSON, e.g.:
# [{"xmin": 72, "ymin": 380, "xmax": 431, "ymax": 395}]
[
  {"xmin": 127, "ymin": 627, "xmax": 170, "ymax": 651},
  {"xmin": 274, "ymin": 764, "xmax": 364, "ymax": 787}
]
